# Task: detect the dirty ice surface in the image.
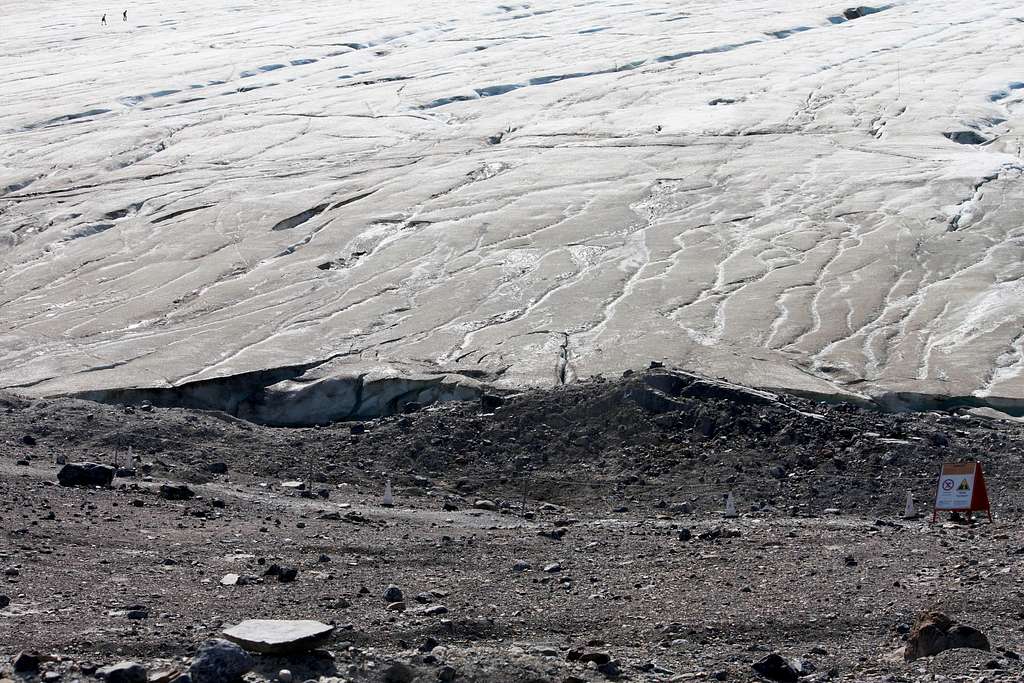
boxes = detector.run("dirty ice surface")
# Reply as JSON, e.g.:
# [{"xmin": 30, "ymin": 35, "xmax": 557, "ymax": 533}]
[{"xmin": 2, "ymin": 0, "xmax": 1024, "ymax": 420}]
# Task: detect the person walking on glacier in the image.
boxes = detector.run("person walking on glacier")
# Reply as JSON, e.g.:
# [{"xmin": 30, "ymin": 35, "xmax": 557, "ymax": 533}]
[
  {"xmin": 123, "ymin": 9, "xmax": 127, "ymax": 21},
  {"xmin": 101, "ymin": 13, "xmax": 107, "ymax": 25}
]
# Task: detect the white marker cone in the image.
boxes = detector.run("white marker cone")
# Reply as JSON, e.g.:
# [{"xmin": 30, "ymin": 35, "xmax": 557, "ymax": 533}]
[
  {"xmin": 903, "ymin": 490, "xmax": 916, "ymax": 519},
  {"xmin": 724, "ymin": 492, "xmax": 738, "ymax": 518},
  {"xmin": 382, "ymin": 479, "xmax": 394, "ymax": 507}
]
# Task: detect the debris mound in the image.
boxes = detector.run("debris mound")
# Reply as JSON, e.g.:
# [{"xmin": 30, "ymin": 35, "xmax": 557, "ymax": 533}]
[{"xmin": 905, "ymin": 609, "xmax": 991, "ymax": 661}]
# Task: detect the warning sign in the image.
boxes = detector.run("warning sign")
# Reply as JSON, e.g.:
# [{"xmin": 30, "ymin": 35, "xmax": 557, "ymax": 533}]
[{"xmin": 933, "ymin": 462, "xmax": 992, "ymax": 522}]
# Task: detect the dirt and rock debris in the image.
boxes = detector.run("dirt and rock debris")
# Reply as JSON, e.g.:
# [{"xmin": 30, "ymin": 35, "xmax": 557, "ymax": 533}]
[{"xmin": 3, "ymin": 368, "xmax": 1024, "ymax": 682}]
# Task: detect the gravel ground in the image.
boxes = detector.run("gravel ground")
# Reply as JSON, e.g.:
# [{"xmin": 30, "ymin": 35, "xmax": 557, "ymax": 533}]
[{"xmin": 3, "ymin": 370, "xmax": 1024, "ymax": 682}]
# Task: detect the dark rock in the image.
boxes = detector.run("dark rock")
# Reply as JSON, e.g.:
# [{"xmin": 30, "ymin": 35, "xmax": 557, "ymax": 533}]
[
  {"xmin": 21, "ymin": 434, "xmax": 36, "ymax": 446},
  {"xmin": 539, "ymin": 527, "xmax": 567, "ymax": 540},
  {"xmin": 277, "ymin": 566, "xmax": 298, "ymax": 583},
  {"xmin": 678, "ymin": 528, "xmax": 692, "ymax": 542},
  {"xmin": 420, "ymin": 605, "xmax": 448, "ymax": 616},
  {"xmin": 343, "ymin": 511, "xmax": 368, "ymax": 524},
  {"xmin": 752, "ymin": 653, "xmax": 800, "ymax": 682},
  {"xmin": 188, "ymin": 639, "xmax": 254, "ymax": 683},
  {"xmin": 97, "ymin": 661, "xmax": 147, "ymax": 683},
  {"xmin": 597, "ymin": 660, "xmax": 622, "ymax": 678},
  {"xmin": 159, "ymin": 484, "xmax": 195, "ymax": 500},
  {"xmin": 383, "ymin": 584, "xmax": 404, "ymax": 602},
  {"xmin": 207, "ymin": 462, "xmax": 228, "ymax": 474},
  {"xmin": 57, "ymin": 462, "xmax": 115, "ymax": 487},
  {"xmin": 947, "ymin": 624, "xmax": 991, "ymax": 651},
  {"xmin": 382, "ymin": 663, "xmax": 414, "ymax": 683},
  {"xmin": 14, "ymin": 651, "xmax": 41, "ymax": 672},
  {"xmin": 437, "ymin": 665, "xmax": 457, "ymax": 682},
  {"xmin": 0, "ymin": 594, "xmax": 8, "ymax": 607}
]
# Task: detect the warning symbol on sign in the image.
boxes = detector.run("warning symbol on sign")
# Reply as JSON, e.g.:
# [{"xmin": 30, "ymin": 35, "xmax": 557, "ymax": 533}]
[{"xmin": 933, "ymin": 462, "xmax": 992, "ymax": 523}]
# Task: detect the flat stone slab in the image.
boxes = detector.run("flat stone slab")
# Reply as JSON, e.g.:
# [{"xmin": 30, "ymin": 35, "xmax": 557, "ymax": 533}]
[{"xmin": 221, "ymin": 620, "xmax": 334, "ymax": 654}]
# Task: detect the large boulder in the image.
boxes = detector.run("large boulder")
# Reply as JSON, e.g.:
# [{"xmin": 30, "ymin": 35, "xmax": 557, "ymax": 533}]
[
  {"xmin": 188, "ymin": 639, "xmax": 253, "ymax": 683},
  {"xmin": 221, "ymin": 620, "xmax": 335, "ymax": 655},
  {"xmin": 905, "ymin": 610, "xmax": 990, "ymax": 661},
  {"xmin": 57, "ymin": 462, "xmax": 114, "ymax": 487}
]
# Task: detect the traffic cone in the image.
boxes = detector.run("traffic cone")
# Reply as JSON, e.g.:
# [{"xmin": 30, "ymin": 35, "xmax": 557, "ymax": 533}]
[
  {"xmin": 903, "ymin": 490, "xmax": 916, "ymax": 519},
  {"xmin": 382, "ymin": 479, "xmax": 394, "ymax": 507},
  {"xmin": 724, "ymin": 492, "xmax": 738, "ymax": 518}
]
